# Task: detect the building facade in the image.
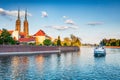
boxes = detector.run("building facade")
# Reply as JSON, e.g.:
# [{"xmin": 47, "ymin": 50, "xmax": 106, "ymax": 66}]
[{"xmin": 34, "ymin": 30, "xmax": 46, "ymax": 45}]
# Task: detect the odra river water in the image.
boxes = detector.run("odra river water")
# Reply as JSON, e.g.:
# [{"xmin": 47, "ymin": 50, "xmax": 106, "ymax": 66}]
[{"xmin": 0, "ymin": 47, "xmax": 120, "ymax": 80}]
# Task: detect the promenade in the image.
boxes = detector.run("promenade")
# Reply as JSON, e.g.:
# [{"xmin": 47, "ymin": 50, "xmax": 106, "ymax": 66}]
[{"xmin": 0, "ymin": 45, "xmax": 80, "ymax": 56}]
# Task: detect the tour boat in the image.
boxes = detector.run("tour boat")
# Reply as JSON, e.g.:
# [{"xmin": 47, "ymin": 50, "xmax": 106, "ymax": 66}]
[{"xmin": 94, "ymin": 46, "xmax": 106, "ymax": 57}]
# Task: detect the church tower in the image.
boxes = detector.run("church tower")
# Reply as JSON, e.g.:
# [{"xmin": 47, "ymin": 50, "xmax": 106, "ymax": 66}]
[
  {"xmin": 15, "ymin": 9, "xmax": 21, "ymax": 33},
  {"xmin": 23, "ymin": 9, "xmax": 29, "ymax": 37}
]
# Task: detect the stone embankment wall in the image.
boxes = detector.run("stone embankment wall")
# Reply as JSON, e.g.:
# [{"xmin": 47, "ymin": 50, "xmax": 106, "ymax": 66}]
[{"xmin": 0, "ymin": 45, "xmax": 80, "ymax": 53}]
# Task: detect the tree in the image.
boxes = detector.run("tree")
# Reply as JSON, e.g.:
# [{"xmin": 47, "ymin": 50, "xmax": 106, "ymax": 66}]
[
  {"xmin": 57, "ymin": 36, "xmax": 61, "ymax": 46},
  {"xmin": 116, "ymin": 40, "xmax": 120, "ymax": 46},
  {"xmin": 110, "ymin": 39, "xmax": 116, "ymax": 46},
  {"xmin": 75, "ymin": 38, "xmax": 81, "ymax": 46},
  {"xmin": 53, "ymin": 39, "xmax": 57, "ymax": 46},
  {"xmin": 0, "ymin": 37, "xmax": 3, "ymax": 44},
  {"xmin": 100, "ymin": 38, "xmax": 120, "ymax": 46},
  {"xmin": 71, "ymin": 34, "xmax": 81, "ymax": 47},
  {"xmin": 63, "ymin": 43, "xmax": 67, "ymax": 46},
  {"xmin": 0, "ymin": 29, "xmax": 17, "ymax": 45},
  {"xmin": 63, "ymin": 37, "xmax": 71, "ymax": 46},
  {"xmin": 43, "ymin": 39, "xmax": 52, "ymax": 46}
]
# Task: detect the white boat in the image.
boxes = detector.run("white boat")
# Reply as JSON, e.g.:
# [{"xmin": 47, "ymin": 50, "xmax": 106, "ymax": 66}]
[{"xmin": 94, "ymin": 46, "xmax": 106, "ymax": 57}]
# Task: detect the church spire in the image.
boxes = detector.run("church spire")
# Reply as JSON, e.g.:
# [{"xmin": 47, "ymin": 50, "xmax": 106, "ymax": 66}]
[
  {"xmin": 25, "ymin": 9, "xmax": 27, "ymax": 20},
  {"xmin": 18, "ymin": 9, "xmax": 20, "ymax": 20},
  {"xmin": 23, "ymin": 9, "xmax": 29, "ymax": 37},
  {"xmin": 15, "ymin": 8, "xmax": 21, "ymax": 33}
]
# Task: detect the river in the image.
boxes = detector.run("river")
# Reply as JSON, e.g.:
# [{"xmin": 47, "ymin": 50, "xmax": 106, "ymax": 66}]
[{"xmin": 0, "ymin": 47, "xmax": 120, "ymax": 80}]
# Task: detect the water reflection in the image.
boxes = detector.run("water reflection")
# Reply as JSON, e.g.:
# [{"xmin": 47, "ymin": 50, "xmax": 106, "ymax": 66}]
[
  {"xmin": 11, "ymin": 56, "xmax": 20, "ymax": 79},
  {"xmin": 0, "ymin": 47, "xmax": 120, "ymax": 80},
  {"xmin": 35, "ymin": 55, "xmax": 44, "ymax": 71},
  {"xmin": 11, "ymin": 56, "xmax": 29, "ymax": 80},
  {"xmin": 0, "ymin": 57, "xmax": 11, "ymax": 80}
]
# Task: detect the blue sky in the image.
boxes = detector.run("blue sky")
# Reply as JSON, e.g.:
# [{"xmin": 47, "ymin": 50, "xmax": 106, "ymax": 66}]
[{"xmin": 0, "ymin": 0, "xmax": 120, "ymax": 44}]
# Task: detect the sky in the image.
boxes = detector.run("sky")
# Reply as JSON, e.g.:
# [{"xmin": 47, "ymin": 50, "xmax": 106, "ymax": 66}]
[{"xmin": 0, "ymin": 0, "xmax": 120, "ymax": 44}]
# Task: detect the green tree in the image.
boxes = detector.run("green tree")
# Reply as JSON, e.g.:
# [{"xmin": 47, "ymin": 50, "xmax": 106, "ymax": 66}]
[
  {"xmin": 57, "ymin": 36, "xmax": 61, "ymax": 46},
  {"xmin": 100, "ymin": 39, "xmax": 108, "ymax": 46},
  {"xmin": 63, "ymin": 43, "xmax": 67, "ymax": 46},
  {"xmin": 43, "ymin": 39, "xmax": 52, "ymax": 46},
  {"xmin": 116, "ymin": 40, "xmax": 119, "ymax": 46},
  {"xmin": 110, "ymin": 39, "xmax": 116, "ymax": 46},
  {"xmin": 100, "ymin": 38, "xmax": 120, "ymax": 46},
  {"xmin": 0, "ymin": 29, "xmax": 17, "ymax": 45},
  {"xmin": 0, "ymin": 38, "xmax": 3, "ymax": 44},
  {"xmin": 118, "ymin": 39, "xmax": 120, "ymax": 46}
]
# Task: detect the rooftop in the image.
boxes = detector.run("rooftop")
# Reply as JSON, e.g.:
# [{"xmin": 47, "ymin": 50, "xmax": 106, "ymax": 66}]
[
  {"xmin": 34, "ymin": 29, "xmax": 45, "ymax": 36},
  {"xmin": 19, "ymin": 37, "xmax": 35, "ymax": 42}
]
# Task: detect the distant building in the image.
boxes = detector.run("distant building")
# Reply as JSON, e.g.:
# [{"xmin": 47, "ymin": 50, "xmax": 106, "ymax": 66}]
[
  {"xmin": 46, "ymin": 35, "xmax": 52, "ymax": 40},
  {"xmin": 11, "ymin": 30, "xmax": 19, "ymax": 40},
  {"xmin": 34, "ymin": 29, "xmax": 51, "ymax": 45},
  {"xmin": 19, "ymin": 37, "xmax": 35, "ymax": 44},
  {"xmin": 0, "ymin": 29, "xmax": 2, "ymax": 34},
  {"xmin": 34, "ymin": 29, "xmax": 46, "ymax": 45},
  {"xmin": 20, "ymin": 32, "xmax": 26, "ymax": 38},
  {"xmin": 15, "ymin": 9, "xmax": 32, "ymax": 44}
]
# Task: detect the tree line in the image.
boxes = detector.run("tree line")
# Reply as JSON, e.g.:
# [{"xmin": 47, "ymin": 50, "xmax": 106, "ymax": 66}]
[
  {"xmin": 0, "ymin": 29, "xmax": 18, "ymax": 45},
  {"xmin": 43, "ymin": 35, "xmax": 81, "ymax": 47},
  {"xmin": 100, "ymin": 39, "xmax": 120, "ymax": 46},
  {"xmin": 0, "ymin": 29, "xmax": 81, "ymax": 47}
]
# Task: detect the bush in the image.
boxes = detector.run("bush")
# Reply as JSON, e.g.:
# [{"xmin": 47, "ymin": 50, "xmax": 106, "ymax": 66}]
[{"xmin": 43, "ymin": 39, "xmax": 52, "ymax": 46}]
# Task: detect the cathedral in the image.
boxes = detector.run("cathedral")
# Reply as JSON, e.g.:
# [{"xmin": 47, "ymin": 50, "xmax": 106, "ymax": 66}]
[
  {"xmin": 15, "ymin": 9, "xmax": 29, "ymax": 37},
  {"xmin": 0, "ymin": 9, "xmax": 51, "ymax": 45},
  {"xmin": 15, "ymin": 9, "xmax": 51, "ymax": 45}
]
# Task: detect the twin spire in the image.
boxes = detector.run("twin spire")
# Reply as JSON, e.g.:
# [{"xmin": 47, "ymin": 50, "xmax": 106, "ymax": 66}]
[
  {"xmin": 16, "ymin": 9, "xmax": 29, "ymax": 37},
  {"xmin": 17, "ymin": 9, "xmax": 27, "ymax": 20}
]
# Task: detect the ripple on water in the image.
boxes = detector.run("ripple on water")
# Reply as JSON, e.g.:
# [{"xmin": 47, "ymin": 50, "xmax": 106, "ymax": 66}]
[{"xmin": 0, "ymin": 47, "xmax": 120, "ymax": 80}]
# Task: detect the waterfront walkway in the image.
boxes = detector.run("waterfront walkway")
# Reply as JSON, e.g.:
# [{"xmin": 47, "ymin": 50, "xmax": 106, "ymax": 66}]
[
  {"xmin": 0, "ymin": 50, "xmax": 60, "ymax": 56},
  {"xmin": 0, "ymin": 45, "xmax": 80, "ymax": 56}
]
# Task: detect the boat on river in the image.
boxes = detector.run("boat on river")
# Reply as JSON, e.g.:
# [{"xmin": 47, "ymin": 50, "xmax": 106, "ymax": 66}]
[{"xmin": 94, "ymin": 46, "xmax": 106, "ymax": 57}]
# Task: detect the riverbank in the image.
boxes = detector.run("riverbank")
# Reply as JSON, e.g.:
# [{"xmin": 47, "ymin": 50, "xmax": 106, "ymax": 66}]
[
  {"xmin": 0, "ymin": 45, "xmax": 80, "ymax": 56},
  {"xmin": 105, "ymin": 46, "xmax": 120, "ymax": 49}
]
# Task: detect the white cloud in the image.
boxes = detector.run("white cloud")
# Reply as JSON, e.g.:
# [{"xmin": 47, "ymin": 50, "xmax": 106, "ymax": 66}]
[
  {"xmin": 63, "ymin": 16, "xmax": 68, "ymax": 19},
  {"xmin": 0, "ymin": 8, "xmax": 32, "ymax": 17},
  {"xmin": 87, "ymin": 22, "xmax": 104, "ymax": 26},
  {"xmin": 44, "ymin": 25, "xmax": 69, "ymax": 30},
  {"xmin": 65, "ymin": 19, "xmax": 75, "ymax": 25},
  {"xmin": 41, "ymin": 11, "xmax": 48, "ymax": 18},
  {"xmin": 44, "ymin": 25, "xmax": 78, "ymax": 30},
  {"xmin": 69, "ymin": 26, "xmax": 78, "ymax": 29},
  {"xmin": 52, "ymin": 26, "xmax": 69, "ymax": 30}
]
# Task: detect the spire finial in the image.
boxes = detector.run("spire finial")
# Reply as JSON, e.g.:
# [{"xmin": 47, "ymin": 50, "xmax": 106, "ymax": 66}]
[
  {"xmin": 18, "ymin": 8, "xmax": 20, "ymax": 20},
  {"xmin": 25, "ymin": 9, "xmax": 27, "ymax": 20}
]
